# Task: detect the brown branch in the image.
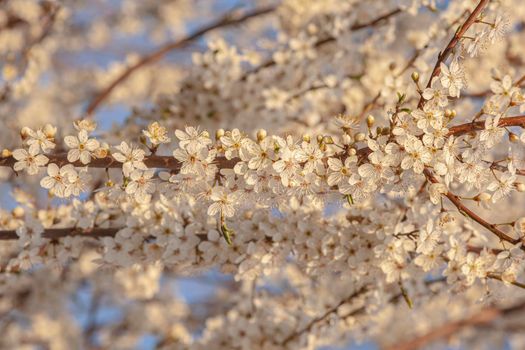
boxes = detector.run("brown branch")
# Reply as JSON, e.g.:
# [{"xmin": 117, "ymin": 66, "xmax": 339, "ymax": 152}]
[
  {"xmin": 515, "ymin": 75, "xmax": 525, "ymax": 88},
  {"xmin": 242, "ymin": 8, "xmax": 402, "ymax": 79},
  {"xmin": 418, "ymin": 0, "xmax": 490, "ymax": 109},
  {"xmin": 448, "ymin": 115, "xmax": 525, "ymax": 137},
  {"xmin": 386, "ymin": 300, "xmax": 525, "ymax": 350},
  {"xmin": 0, "ymin": 152, "xmax": 238, "ymax": 171},
  {"xmin": 1, "ymin": 116, "xmax": 523, "ymax": 172},
  {"xmin": 0, "ymin": 227, "xmax": 208, "ymax": 241},
  {"xmin": 356, "ymin": 8, "xmax": 470, "ymax": 118},
  {"xmin": 83, "ymin": 5, "xmax": 275, "ymax": 117},
  {"xmin": 424, "ymin": 169, "xmax": 521, "ymax": 245},
  {"xmin": 280, "ymin": 285, "xmax": 369, "ymax": 346},
  {"xmin": 487, "ymin": 273, "xmax": 525, "ymax": 289},
  {"xmin": 0, "ymin": 117, "xmax": 523, "ymax": 243},
  {"xmin": 0, "ymin": 227, "xmax": 117, "ymax": 240}
]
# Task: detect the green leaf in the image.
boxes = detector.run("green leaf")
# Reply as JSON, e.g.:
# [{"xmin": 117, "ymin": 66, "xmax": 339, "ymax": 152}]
[
  {"xmin": 396, "ymin": 92, "xmax": 406, "ymax": 104},
  {"xmin": 398, "ymin": 281, "xmax": 413, "ymax": 309},
  {"xmin": 220, "ymin": 224, "xmax": 234, "ymax": 246}
]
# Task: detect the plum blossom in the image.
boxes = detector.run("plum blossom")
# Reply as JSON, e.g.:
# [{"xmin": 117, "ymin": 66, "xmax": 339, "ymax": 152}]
[
  {"xmin": 40, "ymin": 163, "xmax": 75, "ymax": 197},
  {"xmin": 440, "ymin": 60, "xmax": 465, "ymax": 98},
  {"xmin": 487, "ymin": 164, "xmax": 517, "ymax": 202},
  {"xmin": 400, "ymin": 136, "xmax": 432, "ymax": 174},
  {"xmin": 112, "ymin": 142, "xmax": 147, "ymax": 176},
  {"xmin": 143, "ymin": 122, "xmax": 171, "ymax": 145},
  {"xmin": 125, "ymin": 169, "xmax": 156, "ymax": 202},
  {"xmin": 207, "ymin": 186, "xmax": 240, "ymax": 218},
  {"xmin": 64, "ymin": 130, "xmax": 100, "ymax": 164},
  {"xmin": 175, "ymin": 126, "xmax": 211, "ymax": 149},
  {"xmin": 12, "ymin": 148, "xmax": 48, "ymax": 175}
]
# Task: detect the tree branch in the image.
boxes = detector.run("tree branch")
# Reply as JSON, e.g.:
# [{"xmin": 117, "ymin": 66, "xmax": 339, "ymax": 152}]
[
  {"xmin": 424, "ymin": 169, "xmax": 521, "ymax": 245},
  {"xmin": 418, "ymin": 0, "xmax": 490, "ymax": 109},
  {"xmin": 83, "ymin": 5, "xmax": 275, "ymax": 117},
  {"xmin": 0, "ymin": 227, "xmax": 117, "ymax": 240},
  {"xmin": 1, "ymin": 116, "xmax": 523, "ymax": 172},
  {"xmin": 0, "ymin": 227, "xmax": 208, "ymax": 241},
  {"xmin": 280, "ymin": 285, "xmax": 370, "ymax": 346},
  {"xmin": 242, "ymin": 8, "xmax": 402, "ymax": 79},
  {"xmin": 386, "ymin": 300, "xmax": 525, "ymax": 350},
  {"xmin": 448, "ymin": 115, "xmax": 525, "ymax": 136},
  {"xmin": 0, "ymin": 117, "xmax": 523, "ymax": 243}
]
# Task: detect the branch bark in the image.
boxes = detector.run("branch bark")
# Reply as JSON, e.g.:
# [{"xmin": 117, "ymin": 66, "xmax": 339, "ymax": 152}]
[
  {"xmin": 0, "ymin": 227, "xmax": 117, "ymax": 240},
  {"xmin": 0, "ymin": 227, "xmax": 207, "ymax": 241}
]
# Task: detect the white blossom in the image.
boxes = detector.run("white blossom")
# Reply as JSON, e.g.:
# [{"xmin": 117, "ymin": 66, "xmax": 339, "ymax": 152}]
[
  {"xmin": 64, "ymin": 130, "xmax": 100, "ymax": 164},
  {"xmin": 12, "ymin": 148, "xmax": 48, "ymax": 175}
]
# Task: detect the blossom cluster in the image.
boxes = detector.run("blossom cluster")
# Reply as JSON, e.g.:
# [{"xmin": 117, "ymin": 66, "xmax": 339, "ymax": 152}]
[{"xmin": 1, "ymin": 0, "xmax": 525, "ymax": 349}]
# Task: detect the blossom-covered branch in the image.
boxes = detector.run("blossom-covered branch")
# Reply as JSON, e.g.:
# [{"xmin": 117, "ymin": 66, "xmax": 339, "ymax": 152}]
[
  {"xmin": 243, "ymin": 7, "xmax": 402, "ymax": 78},
  {"xmin": 418, "ymin": 0, "xmax": 490, "ymax": 108},
  {"xmin": 2, "ymin": 0, "xmax": 525, "ymax": 348},
  {"xmin": 84, "ymin": 5, "xmax": 276, "ymax": 117},
  {"xmin": 1, "ymin": 116, "xmax": 523, "ymax": 171}
]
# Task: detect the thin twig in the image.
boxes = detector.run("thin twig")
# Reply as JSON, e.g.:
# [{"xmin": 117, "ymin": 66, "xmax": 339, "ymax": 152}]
[
  {"xmin": 424, "ymin": 169, "xmax": 521, "ymax": 245},
  {"xmin": 280, "ymin": 285, "xmax": 369, "ymax": 346}
]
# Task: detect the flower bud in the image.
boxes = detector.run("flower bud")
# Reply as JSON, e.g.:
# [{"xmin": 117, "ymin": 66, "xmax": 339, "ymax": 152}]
[
  {"xmin": 411, "ymin": 71, "xmax": 419, "ymax": 83},
  {"xmin": 366, "ymin": 115, "xmax": 375, "ymax": 128},
  {"xmin": 20, "ymin": 127, "xmax": 31, "ymax": 140},
  {"xmin": 216, "ymin": 129, "xmax": 225, "ymax": 140},
  {"xmin": 94, "ymin": 143, "xmax": 109, "ymax": 158},
  {"xmin": 348, "ymin": 147, "xmax": 357, "ymax": 156},
  {"xmin": 257, "ymin": 129, "xmax": 267, "ymax": 141},
  {"xmin": 474, "ymin": 192, "xmax": 491, "ymax": 202},
  {"xmin": 73, "ymin": 120, "xmax": 95, "ymax": 133},
  {"xmin": 509, "ymin": 133, "xmax": 519, "ymax": 142},
  {"xmin": 43, "ymin": 124, "xmax": 57, "ymax": 138},
  {"xmin": 12, "ymin": 206, "xmax": 24, "ymax": 218},
  {"xmin": 444, "ymin": 109, "xmax": 453, "ymax": 118},
  {"xmin": 354, "ymin": 132, "xmax": 366, "ymax": 142},
  {"xmin": 323, "ymin": 136, "xmax": 334, "ymax": 144},
  {"xmin": 1, "ymin": 149, "xmax": 11, "ymax": 158},
  {"xmin": 342, "ymin": 134, "xmax": 353, "ymax": 145},
  {"xmin": 303, "ymin": 134, "xmax": 311, "ymax": 143},
  {"xmin": 316, "ymin": 135, "xmax": 324, "ymax": 143}
]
